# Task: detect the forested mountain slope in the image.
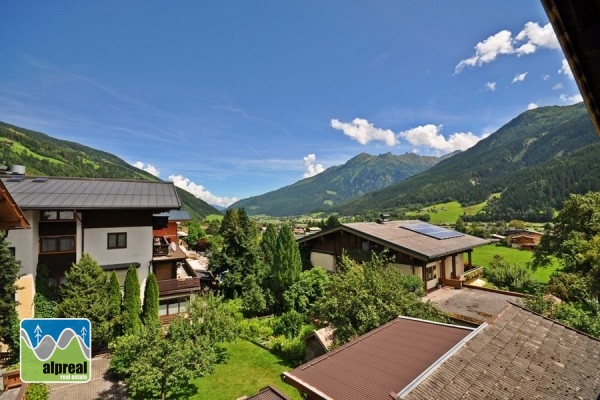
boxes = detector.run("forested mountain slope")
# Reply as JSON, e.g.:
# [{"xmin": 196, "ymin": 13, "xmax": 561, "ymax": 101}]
[
  {"xmin": 335, "ymin": 103, "xmax": 600, "ymax": 221},
  {"xmin": 0, "ymin": 121, "xmax": 220, "ymax": 218},
  {"xmin": 231, "ymin": 152, "xmax": 450, "ymax": 216}
]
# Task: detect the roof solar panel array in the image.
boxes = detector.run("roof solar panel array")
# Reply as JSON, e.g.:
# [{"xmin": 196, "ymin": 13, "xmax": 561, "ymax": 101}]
[{"xmin": 400, "ymin": 222, "xmax": 464, "ymax": 240}]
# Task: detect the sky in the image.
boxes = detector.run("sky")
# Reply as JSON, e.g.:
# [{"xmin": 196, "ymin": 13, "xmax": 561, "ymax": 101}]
[{"xmin": 0, "ymin": 1, "xmax": 582, "ymax": 208}]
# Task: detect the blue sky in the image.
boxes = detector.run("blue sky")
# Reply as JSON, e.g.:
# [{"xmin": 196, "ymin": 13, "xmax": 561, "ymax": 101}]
[{"xmin": 0, "ymin": 1, "xmax": 581, "ymax": 207}]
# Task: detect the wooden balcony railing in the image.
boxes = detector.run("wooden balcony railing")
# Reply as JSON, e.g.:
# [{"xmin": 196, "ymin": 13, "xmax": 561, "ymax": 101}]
[{"xmin": 157, "ymin": 277, "xmax": 201, "ymax": 296}]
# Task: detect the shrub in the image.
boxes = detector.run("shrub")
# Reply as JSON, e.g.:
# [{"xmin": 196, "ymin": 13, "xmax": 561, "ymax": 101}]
[
  {"xmin": 273, "ymin": 310, "xmax": 305, "ymax": 338},
  {"xmin": 270, "ymin": 336, "xmax": 306, "ymax": 365},
  {"xmin": 25, "ymin": 383, "xmax": 50, "ymax": 400},
  {"xmin": 484, "ymin": 255, "xmax": 535, "ymax": 293}
]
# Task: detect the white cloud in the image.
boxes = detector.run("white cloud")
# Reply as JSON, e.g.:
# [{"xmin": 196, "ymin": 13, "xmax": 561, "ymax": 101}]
[
  {"xmin": 485, "ymin": 82, "xmax": 496, "ymax": 91},
  {"xmin": 168, "ymin": 174, "xmax": 238, "ymax": 208},
  {"xmin": 456, "ymin": 22, "xmax": 559, "ymax": 73},
  {"xmin": 559, "ymin": 93, "xmax": 583, "ymax": 105},
  {"xmin": 542, "ymin": 74, "xmax": 550, "ymax": 81},
  {"xmin": 552, "ymin": 82, "xmax": 563, "ymax": 90},
  {"xmin": 133, "ymin": 161, "xmax": 160, "ymax": 177},
  {"xmin": 330, "ymin": 117, "xmax": 398, "ymax": 146},
  {"xmin": 398, "ymin": 124, "xmax": 487, "ymax": 153},
  {"xmin": 527, "ymin": 103, "xmax": 538, "ymax": 110},
  {"xmin": 512, "ymin": 72, "xmax": 528, "ymax": 83},
  {"xmin": 515, "ymin": 22, "xmax": 560, "ymax": 55},
  {"xmin": 303, "ymin": 154, "xmax": 325, "ymax": 178},
  {"xmin": 455, "ymin": 30, "xmax": 514, "ymax": 72},
  {"xmin": 559, "ymin": 59, "xmax": 574, "ymax": 80}
]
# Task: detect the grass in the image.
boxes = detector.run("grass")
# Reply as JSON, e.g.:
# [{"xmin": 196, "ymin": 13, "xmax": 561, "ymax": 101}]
[
  {"xmin": 1, "ymin": 138, "xmax": 64, "ymax": 165},
  {"xmin": 405, "ymin": 193, "xmax": 501, "ymax": 224},
  {"xmin": 191, "ymin": 339, "xmax": 302, "ymax": 400},
  {"xmin": 472, "ymin": 243, "xmax": 562, "ymax": 283},
  {"xmin": 203, "ymin": 214, "xmax": 224, "ymax": 222}
]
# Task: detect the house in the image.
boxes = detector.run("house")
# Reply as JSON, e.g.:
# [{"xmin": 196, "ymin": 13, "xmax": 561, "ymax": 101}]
[
  {"xmin": 283, "ymin": 304, "xmax": 600, "ymax": 400},
  {"xmin": 283, "ymin": 316, "xmax": 481, "ymax": 400},
  {"xmin": 304, "ymin": 326, "xmax": 335, "ymax": 362},
  {"xmin": 2, "ymin": 175, "xmax": 194, "ymax": 320},
  {"xmin": 297, "ymin": 219, "xmax": 490, "ymax": 291},
  {"xmin": 0, "ymin": 178, "xmax": 31, "ymax": 322},
  {"xmin": 244, "ymin": 386, "xmax": 291, "ymax": 400},
  {"xmin": 504, "ymin": 228, "xmax": 543, "ymax": 250}
]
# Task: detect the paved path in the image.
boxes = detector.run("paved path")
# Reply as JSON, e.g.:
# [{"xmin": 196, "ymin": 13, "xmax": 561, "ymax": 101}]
[{"xmin": 49, "ymin": 354, "xmax": 127, "ymax": 400}]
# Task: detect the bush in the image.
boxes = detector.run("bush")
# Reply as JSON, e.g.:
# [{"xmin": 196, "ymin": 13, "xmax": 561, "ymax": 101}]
[
  {"xmin": 484, "ymin": 255, "xmax": 535, "ymax": 293},
  {"xmin": 25, "ymin": 383, "xmax": 50, "ymax": 400},
  {"xmin": 270, "ymin": 336, "xmax": 306, "ymax": 365},
  {"xmin": 273, "ymin": 310, "xmax": 305, "ymax": 338},
  {"xmin": 238, "ymin": 317, "xmax": 275, "ymax": 342}
]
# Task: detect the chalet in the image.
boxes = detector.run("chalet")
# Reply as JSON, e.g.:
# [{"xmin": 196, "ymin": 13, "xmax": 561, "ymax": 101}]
[
  {"xmin": 283, "ymin": 303, "xmax": 600, "ymax": 399},
  {"xmin": 2, "ymin": 175, "xmax": 202, "ymax": 321},
  {"xmin": 505, "ymin": 228, "xmax": 543, "ymax": 250},
  {"xmin": 297, "ymin": 219, "xmax": 490, "ymax": 291}
]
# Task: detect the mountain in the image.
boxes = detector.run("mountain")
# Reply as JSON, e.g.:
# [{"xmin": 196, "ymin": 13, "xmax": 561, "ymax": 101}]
[
  {"xmin": 0, "ymin": 121, "xmax": 220, "ymax": 218},
  {"xmin": 231, "ymin": 152, "xmax": 448, "ymax": 216},
  {"xmin": 334, "ymin": 102, "xmax": 600, "ymax": 221}
]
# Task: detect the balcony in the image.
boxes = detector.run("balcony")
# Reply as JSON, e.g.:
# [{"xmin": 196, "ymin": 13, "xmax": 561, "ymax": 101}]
[
  {"xmin": 157, "ymin": 277, "xmax": 201, "ymax": 296},
  {"xmin": 153, "ymin": 236, "xmax": 170, "ymax": 257}
]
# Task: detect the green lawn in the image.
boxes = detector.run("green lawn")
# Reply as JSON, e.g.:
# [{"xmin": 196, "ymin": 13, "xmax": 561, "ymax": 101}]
[
  {"xmin": 472, "ymin": 243, "xmax": 561, "ymax": 283},
  {"xmin": 405, "ymin": 195, "xmax": 499, "ymax": 224},
  {"xmin": 191, "ymin": 340, "xmax": 302, "ymax": 400}
]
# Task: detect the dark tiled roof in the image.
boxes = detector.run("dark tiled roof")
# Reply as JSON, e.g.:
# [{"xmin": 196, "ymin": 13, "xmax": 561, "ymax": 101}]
[
  {"xmin": 2, "ymin": 177, "xmax": 180, "ymax": 210},
  {"xmin": 245, "ymin": 386, "xmax": 290, "ymax": 400},
  {"xmin": 283, "ymin": 317, "xmax": 476, "ymax": 400},
  {"xmin": 299, "ymin": 220, "xmax": 490, "ymax": 261},
  {"xmin": 404, "ymin": 304, "xmax": 600, "ymax": 399}
]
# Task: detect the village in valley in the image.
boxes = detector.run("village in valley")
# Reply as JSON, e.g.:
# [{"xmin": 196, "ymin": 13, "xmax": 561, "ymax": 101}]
[{"xmin": 2, "ymin": 1, "xmax": 600, "ymax": 400}]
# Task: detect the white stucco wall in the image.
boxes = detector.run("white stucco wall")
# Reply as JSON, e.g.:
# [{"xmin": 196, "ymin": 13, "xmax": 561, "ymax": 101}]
[
  {"xmin": 391, "ymin": 263, "xmax": 416, "ymax": 276},
  {"xmin": 6, "ymin": 210, "xmax": 39, "ymax": 276},
  {"xmin": 83, "ymin": 226, "xmax": 152, "ymax": 285}
]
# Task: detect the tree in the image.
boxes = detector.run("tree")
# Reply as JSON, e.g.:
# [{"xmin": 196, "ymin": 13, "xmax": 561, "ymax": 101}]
[
  {"xmin": 0, "ymin": 232, "xmax": 22, "ymax": 355},
  {"xmin": 122, "ymin": 265, "xmax": 141, "ymax": 335},
  {"xmin": 315, "ymin": 252, "xmax": 447, "ymax": 344},
  {"xmin": 454, "ymin": 217, "xmax": 466, "ymax": 233},
  {"xmin": 107, "ymin": 271, "xmax": 122, "ymax": 338},
  {"xmin": 272, "ymin": 224, "xmax": 302, "ymax": 312},
  {"xmin": 141, "ymin": 273, "xmax": 159, "ymax": 326},
  {"xmin": 56, "ymin": 253, "xmax": 114, "ymax": 348},
  {"xmin": 33, "ymin": 264, "xmax": 59, "ymax": 318},
  {"xmin": 283, "ymin": 267, "xmax": 329, "ymax": 315},
  {"xmin": 183, "ymin": 219, "xmax": 206, "ymax": 248},
  {"xmin": 260, "ymin": 224, "xmax": 278, "ymax": 269},
  {"xmin": 110, "ymin": 294, "xmax": 237, "ymax": 399}
]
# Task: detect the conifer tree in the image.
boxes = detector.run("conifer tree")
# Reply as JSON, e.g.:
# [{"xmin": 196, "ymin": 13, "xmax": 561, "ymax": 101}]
[
  {"xmin": 272, "ymin": 224, "xmax": 302, "ymax": 312},
  {"xmin": 122, "ymin": 265, "xmax": 141, "ymax": 335},
  {"xmin": 107, "ymin": 271, "xmax": 122, "ymax": 338},
  {"xmin": 141, "ymin": 272, "xmax": 159, "ymax": 326},
  {"xmin": 0, "ymin": 233, "xmax": 22, "ymax": 354}
]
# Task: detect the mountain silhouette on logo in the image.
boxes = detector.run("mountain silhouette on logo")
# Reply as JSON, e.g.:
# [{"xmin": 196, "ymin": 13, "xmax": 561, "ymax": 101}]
[{"xmin": 20, "ymin": 328, "xmax": 91, "ymax": 361}]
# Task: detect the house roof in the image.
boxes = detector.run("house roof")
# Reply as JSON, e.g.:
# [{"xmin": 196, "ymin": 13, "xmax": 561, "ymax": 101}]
[
  {"xmin": 403, "ymin": 303, "xmax": 600, "ymax": 400},
  {"xmin": 283, "ymin": 316, "xmax": 479, "ymax": 400},
  {"xmin": 0, "ymin": 179, "xmax": 30, "ymax": 230},
  {"xmin": 541, "ymin": 0, "xmax": 600, "ymax": 137},
  {"xmin": 245, "ymin": 386, "xmax": 290, "ymax": 400},
  {"xmin": 2, "ymin": 177, "xmax": 180, "ymax": 210},
  {"xmin": 154, "ymin": 209, "xmax": 191, "ymax": 221},
  {"xmin": 298, "ymin": 220, "xmax": 490, "ymax": 261}
]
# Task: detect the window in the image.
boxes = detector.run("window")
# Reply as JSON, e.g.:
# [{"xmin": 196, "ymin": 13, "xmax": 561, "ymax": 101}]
[
  {"xmin": 40, "ymin": 236, "xmax": 75, "ymax": 253},
  {"xmin": 426, "ymin": 265, "xmax": 436, "ymax": 281},
  {"xmin": 159, "ymin": 297, "xmax": 189, "ymax": 316},
  {"xmin": 41, "ymin": 210, "xmax": 75, "ymax": 221},
  {"xmin": 108, "ymin": 233, "xmax": 127, "ymax": 249}
]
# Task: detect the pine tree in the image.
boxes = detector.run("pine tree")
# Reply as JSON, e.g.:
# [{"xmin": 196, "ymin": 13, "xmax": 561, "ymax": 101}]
[
  {"xmin": 141, "ymin": 273, "xmax": 159, "ymax": 326},
  {"xmin": 272, "ymin": 224, "xmax": 302, "ymax": 312},
  {"xmin": 260, "ymin": 224, "xmax": 278, "ymax": 269},
  {"xmin": 107, "ymin": 271, "xmax": 122, "ymax": 338},
  {"xmin": 122, "ymin": 265, "xmax": 141, "ymax": 335},
  {"xmin": 57, "ymin": 253, "xmax": 113, "ymax": 348},
  {"xmin": 0, "ymin": 233, "xmax": 22, "ymax": 355}
]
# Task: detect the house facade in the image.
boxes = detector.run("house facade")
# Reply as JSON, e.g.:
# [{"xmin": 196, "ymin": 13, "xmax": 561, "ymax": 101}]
[
  {"xmin": 3, "ymin": 176, "xmax": 185, "ymax": 320},
  {"xmin": 505, "ymin": 228, "xmax": 543, "ymax": 250},
  {"xmin": 297, "ymin": 219, "xmax": 490, "ymax": 291}
]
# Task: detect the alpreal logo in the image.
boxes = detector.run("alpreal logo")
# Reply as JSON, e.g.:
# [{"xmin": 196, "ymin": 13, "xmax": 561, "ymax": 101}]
[{"xmin": 20, "ymin": 318, "xmax": 91, "ymax": 383}]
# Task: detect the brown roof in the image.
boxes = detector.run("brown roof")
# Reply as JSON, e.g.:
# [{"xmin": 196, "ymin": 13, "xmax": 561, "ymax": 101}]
[
  {"xmin": 299, "ymin": 220, "xmax": 490, "ymax": 262},
  {"xmin": 283, "ymin": 317, "xmax": 478, "ymax": 400},
  {"xmin": 0, "ymin": 179, "xmax": 29, "ymax": 230},
  {"xmin": 541, "ymin": 0, "xmax": 600, "ymax": 137},
  {"xmin": 245, "ymin": 386, "xmax": 290, "ymax": 400},
  {"xmin": 2, "ymin": 176, "xmax": 180, "ymax": 210},
  {"xmin": 403, "ymin": 303, "xmax": 600, "ymax": 399}
]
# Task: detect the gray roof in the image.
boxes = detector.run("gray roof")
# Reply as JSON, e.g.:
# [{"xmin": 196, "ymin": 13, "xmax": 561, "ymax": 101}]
[
  {"xmin": 298, "ymin": 220, "xmax": 490, "ymax": 261},
  {"xmin": 154, "ymin": 209, "xmax": 191, "ymax": 221},
  {"xmin": 404, "ymin": 303, "xmax": 600, "ymax": 400},
  {"xmin": 2, "ymin": 177, "xmax": 180, "ymax": 210}
]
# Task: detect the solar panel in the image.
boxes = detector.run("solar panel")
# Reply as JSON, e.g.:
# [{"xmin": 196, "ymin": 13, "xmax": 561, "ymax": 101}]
[{"xmin": 400, "ymin": 222, "xmax": 464, "ymax": 240}]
